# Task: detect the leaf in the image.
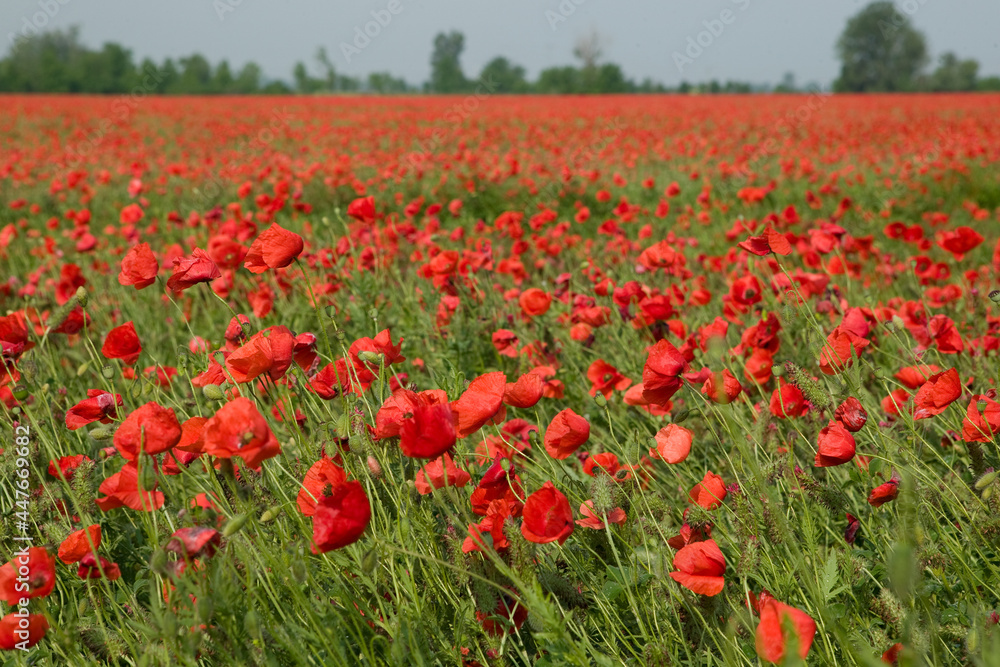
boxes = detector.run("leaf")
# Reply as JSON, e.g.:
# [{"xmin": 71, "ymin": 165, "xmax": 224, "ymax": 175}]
[{"xmin": 821, "ymin": 550, "xmax": 839, "ymax": 603}]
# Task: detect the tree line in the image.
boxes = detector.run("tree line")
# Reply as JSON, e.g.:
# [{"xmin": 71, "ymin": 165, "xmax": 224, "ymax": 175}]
[{"xmin": 1, "ymin": 4, "xmax": 997, "ymax": 96}]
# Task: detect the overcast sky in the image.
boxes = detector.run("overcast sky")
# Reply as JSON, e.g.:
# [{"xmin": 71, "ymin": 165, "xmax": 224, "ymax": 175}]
[{"xmin": 3, "ymin": 0, "xmax": 999, "ymax": 87}]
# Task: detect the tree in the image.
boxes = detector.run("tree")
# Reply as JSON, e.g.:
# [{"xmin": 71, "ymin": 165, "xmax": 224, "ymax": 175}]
[
  {"xmin": 233, "ymin": 62, "xmax": 262, "ymax": 94},
  {"xmin": 213, "ymin": 60, "xmax": 234, "ymax": 93},
  {"xmin": 430, "ymin": 31, "xmax": 467, "ymax": 93},
  {"xmin": 929, "ymin": 52, "xmax": 979, "ymax": 91},
  {"xmin": 479, "ymin": 57, "xmax": 528, "ymax": 94},
  {"xmin": 536, "ymin": 66, "xmax": 580, "ymax": 94},
  {"xmin": 834, "ymin": 2, "xmax": 928, "ymax": 92},
  {"xmin": 178, "ymin": 54, "xmax": 213, "ymax": 94}
]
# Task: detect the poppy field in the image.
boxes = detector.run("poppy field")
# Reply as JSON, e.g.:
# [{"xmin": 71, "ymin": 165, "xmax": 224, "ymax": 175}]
[{"xmin": 2, "ymin": 92, "xmax": 1000, "ymax": 666}]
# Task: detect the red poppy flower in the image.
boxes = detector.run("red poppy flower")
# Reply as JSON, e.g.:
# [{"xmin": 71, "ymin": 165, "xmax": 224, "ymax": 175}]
[
  {"xmin": 375, "ymin": 388, "xmax": 449, "ymax": 439},
  {"xmin": 226, "ymin": 326, "xmax": 296, "ymax": 384},
  {"xmin": 470, "ymin": 457, "xmax": 524, "ymax": 516},
  {"xmin": 962, "ymin": 395, "xmax": 1000, "ymax": 442},
  {"xmin": 347, "ymin": 195, "xmax": 377, "ymax": 224},
  {"xmin": 926, "ymin": 314, "xmax": 963, "ymax": 354},
  {"xmin": 176, "ymin": 416, "xmax": 208, "ymax": 453},
  {"xmin": 492, "ymin": 329, "xmax": 519, "ymax": 358},
  {"xmin": 689, "ymin": 472, "xmax": 727, "ymax": 509},
  {"xmin": 521, "ymin": 481, "xmax": 574, "ymax": 545},
  {"xmin": 96, "ymin": 461, "xmax": 165, "ymax": 512},
  {"xmin": 76, "ymin": 553, "xmax": 121, "ymax": 581},
  {"xmin": 912, "ymin": 368, "xmax": 961, "ymax": 420},
  {"xmin": 463, "ymin": 499, "xmax": 514, "ymax": 553},
  {"xmin": 244, "ymin": 222, "xmax": 304, "ymax": 273},
  {"xmin": 118, "ymin": 242, "xmax": 159, "ymax": 290},
  {"xmin": 815, "ymin": 420, "xmax": 856, "ymax": 467},
  {"xmin": 845, "ymin": 512, "xmax": 860, "ymax": 545},
  {"xmin": 476, "ymin": 590, "xmax": 527, "ymax": 637},
  {"xmin": 894, "ymin": 364, "xmax": 941, "ymax": 389},
  {"xmin": 113, "ymin": 402, "xmax": 182, "ymax": 460},
  {"xmin": 165, "ymin": 527, "xmax": 221, "ymax": 559},
  {"xmin": 65, "ymin": 389, "xmax": 123, "ymax": 430},
  {"xmin": 47, "ymin": 454, "xmax": 91, "ymax": 481},
  {"xmin": 755, "ymin": 597, "xmax": 816, "ymax": 663},
  {"xmin": 583, "ymin": 452, "xmax": 620, "ymax": 478},
  {"xmin": 503, "ymin": 372, "xmax": 545, "ymax": 408},
  {"xmin": 738, "ymin": 226, "xmax": 792, "ymax": 256},
  {"xmin": 586, "ymin": 359, "xmax": 632, "ymax": 398},
  {"xmin": 701, "ymin": 369, "xmax": 743, "ymax": 404},
  {"xmin": 101, "ymin": 321, "xmax": 142, "ymax": 365},
  {"xmin": 58, "ymin": 525, "xmax": 102, "ymax": 564},
  {"xmin": 311, "ymin": 481, "xmax": 371, "ymax": 553},
  {"xmin": 834, "ymin": 397, "xmax": 868, "ymax": 432},
  {"xmin": 642, "ymin": 339, "xmax": 687, "ymax": 405},
  {"xmin": 400, "ymin": 398, "xmax": 458, "ymax": 459},
  {"xmin": 770, "ymin": 383, "xmax": 808, "ymax": 418},
  {"xmin": 518, "ymin": 288, "xmax": 552, "ymax": 316},
  {"xmin": 882, "ymin": 388, "xmax": 912, "ymax": 417},
  {"xmin": 575, "ymin": 500, "xmax": 626, "ymax": 530},
  {"xmin": 415, "ymin": 453, "xmax": 471, "ymax": 494},
  {"xmin": 882, "ymin": 643, "xmax": 904, "ymax": 665},
  {"xmin": 936, "ymin": 226, "xmax": 983, "ymax": 259},
  {"xmin": 669, "ymin": 539, "xmax": 726, "ymax": 596},
  {"xmin": 203, "ymin": 397, "xmax": 282, "ymax": 469},
  {"xmin": 297, "ymin": 457, "xmax": 348, "ymax": 515},
  {"xmin": 0, "ymin": 548, "xmax": 56, "ymax": 604},
  {"xmin": 0, "ymin": 313, "xmax": 32, "ymax": 361},
  {"xmin": 868, "ymin": 474, "xmax": 901, "ymax": 507},
  {"xmin": 0, "ymin": 613, "xmax": 49, "ymax": 651},
  {"xmin": 819, "ymin": 325, "xmax": 869, "ymax": 375},
  {"xmin": 451, "ymin": 372, "xmax": 507, "ymax": 437},
  {"xmin": 166, "ymin": 248, "xmax": 222, "ymax": 292},
  {"xmin": 651, "ymin": 424, "xmax": 693, "ymax": 464},
  {"xmin": 544, "ymin": 409, "xmax": 590, "ymax": 460},
  {"xmin": 668, "ymin": 520, "xmax": 713, "ymax": 550}
]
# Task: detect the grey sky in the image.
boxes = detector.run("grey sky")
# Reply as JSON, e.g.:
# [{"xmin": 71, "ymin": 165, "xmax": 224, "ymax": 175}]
[{"xmin": 3, "ymin": 0, "xmax": 999, "ymax": 87}]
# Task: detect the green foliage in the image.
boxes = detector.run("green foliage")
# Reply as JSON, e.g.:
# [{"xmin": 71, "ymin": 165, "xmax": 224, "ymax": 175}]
[{"xmin": 834, "ymin": 1, "xmax": 929, "ymax": 92}]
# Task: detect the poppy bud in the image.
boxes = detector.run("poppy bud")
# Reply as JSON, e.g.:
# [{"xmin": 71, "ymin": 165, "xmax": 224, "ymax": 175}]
[
  {"xmin": 368, "ymin": 308, "xmax": 379, "ymax": 320},
  {"xmin": 102, "ymin": 364, "xmax": 115, "ymax": 379},
  {"xmin": 138, "ymin": 463, "xmax": 158, "ymax": 490},
  {"xmin": 77, "ymin": 361, "xmax": 90, "ymax": 377},
  {"xmin": 975, "ymin": 471, "xmax": 997, "ymax": 490},
  {"xmin": 90, "ymin": 427, "xmax": 114, "ymax": 441},
  {"xmin": 223, "ymin": 514, "xmax": 249, "ymax": 537},
  {"xmin": 324, "ymin": 305, "xmax": 336, "ymax": 317},
  {"xmin": 259, "ymin": 507, "xmax": 280, "ymax": 523},
  {"xmin": 358, "ymin": 350, "xmax": 382, "ymax": 364},
  {"xmin": 672, "ymin": 407, "xmax": 693, "ymax": 423},
  {"xmin": 593, "ymin": 393, "xmax": 607, "ymax": 408},
  {"xmin": 202, "ymin": 384, "xmax": 225, "ymax": 401},
  {"xmin": 334, "ymin": 329, "xmax": 346, "ymax": 341},
  {"xmin": 361, "ymin": 547, "xmax": 378, "ymax": 574},
  {"xmin": 771, "ymin": 364, "xmax": 784, "ymax": 377},
  {"xmin": 75, "ymin": 286, "xmax": 88, "ymax": 307}
]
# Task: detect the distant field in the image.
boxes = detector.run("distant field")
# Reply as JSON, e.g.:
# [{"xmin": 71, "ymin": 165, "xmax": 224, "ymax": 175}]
[{"xmin": 2, "ymin": 94, "xmax": 1000, "ymax": 666}]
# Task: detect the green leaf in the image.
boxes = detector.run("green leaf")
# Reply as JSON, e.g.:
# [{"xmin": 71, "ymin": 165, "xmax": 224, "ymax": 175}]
[{"xmin": 821, "ymin": 550, "xmax": 839, "ymax": 603}]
